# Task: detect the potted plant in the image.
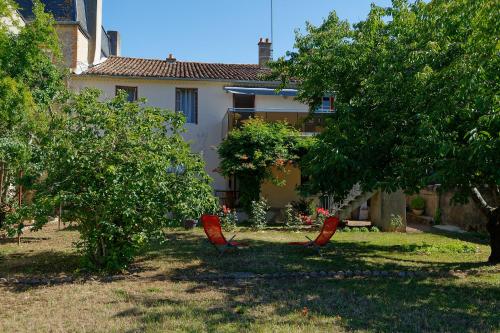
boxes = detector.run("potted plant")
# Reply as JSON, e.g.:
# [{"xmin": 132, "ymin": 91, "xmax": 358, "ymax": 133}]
[{"xmin": 410, "ymin": 196, "xmax": 425, "ymax": 216}]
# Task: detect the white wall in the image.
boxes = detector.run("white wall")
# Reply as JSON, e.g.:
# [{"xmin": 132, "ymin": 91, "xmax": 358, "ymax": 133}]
[
  {"xmin": 70, "ymin": 76, "xmax": 309, "ymax": 193},
  {"xmin": 1, "ymin": 9, "xmax": 25, "ymax": 34}
]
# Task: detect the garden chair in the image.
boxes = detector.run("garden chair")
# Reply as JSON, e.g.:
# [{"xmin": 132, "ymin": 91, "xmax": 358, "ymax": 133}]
[
  {"xmin": 288, "ymin": 216, "xmax": 340, "ymax": 256},
  {"xmin": 201, "ymin": 215, "xmax": 248, "ymax": 256}
]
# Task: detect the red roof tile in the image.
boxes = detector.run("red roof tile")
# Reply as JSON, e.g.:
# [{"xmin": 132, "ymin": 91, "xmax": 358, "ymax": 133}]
[{"xmin": 82, "ymin": 56, "xmax": 272, "ymax": 81}]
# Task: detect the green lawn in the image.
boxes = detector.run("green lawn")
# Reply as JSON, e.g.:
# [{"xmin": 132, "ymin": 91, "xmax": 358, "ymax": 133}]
[{"xmin": 0, "ymin": 222, "xmax": 499, "ymax": 332}]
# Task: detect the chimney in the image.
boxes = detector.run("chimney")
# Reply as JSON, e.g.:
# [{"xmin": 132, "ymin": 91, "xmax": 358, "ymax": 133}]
[
  {"xmin": 86, "ymin": 0, "xmax": 103, "ymax": 64},
  {"xmin": 166, "ymin": 54, "xmax": 176, "ymax": 63},
  {"xmin": 108, "ymin": 31, "xmax": 121, "ymax": 56},
  {"xmin": 258, "ymin": 37, "xmax": 272, "ymax": 67}
]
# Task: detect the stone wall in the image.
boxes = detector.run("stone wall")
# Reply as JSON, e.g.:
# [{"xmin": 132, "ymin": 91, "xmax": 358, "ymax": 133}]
[
  {"xmin": 407, "ymin": 186, "xmax": 489, "ymax": 232},
  {"xmin": 55, "ymin": 25, "xmax": 76, "ymax": 70}
]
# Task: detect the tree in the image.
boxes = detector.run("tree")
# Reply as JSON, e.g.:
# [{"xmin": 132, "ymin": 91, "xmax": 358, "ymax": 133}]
[
  {"xmin": 0, "ymin": 0, "xmax": 67, "ymax": 230},
  {"xmin": 271, "ymin": 0, "xmax": 500, "ymax": 263},
  {"xmin": 218, "ymin": 118, "xmax": 311, "ymax": 212}
]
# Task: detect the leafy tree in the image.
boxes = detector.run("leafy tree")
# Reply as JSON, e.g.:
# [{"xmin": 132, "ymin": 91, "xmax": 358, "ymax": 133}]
[
  {"xmin": 7, "ymin": 90, "xmax": 217, "ymax": 271},
  {"xmin": 218, "ymin": 118, "xmax": 311, "ymax": 212},
  {"xmin": 0, "ymin": 0, "xmax": 67, "ymax": 229},
  {"xmin": 271, "ymin": 0, "xmax": 500, "ymax": 263}
]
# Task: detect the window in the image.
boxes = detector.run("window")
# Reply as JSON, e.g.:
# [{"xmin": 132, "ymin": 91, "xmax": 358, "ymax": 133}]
[
  {"xmin": 116, "ymin": 86, "xmax": 138, "ymax": 102},
  {"xmin": 320, "ymin": 96, "xmax": 335, "ymax": 112},
  {"xmin": 176, "ymin": 88, "xmax": 198, "ymax": 124}
]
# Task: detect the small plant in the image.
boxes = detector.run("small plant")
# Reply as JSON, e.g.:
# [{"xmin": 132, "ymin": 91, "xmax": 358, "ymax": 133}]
[
  {"xmin": 359, "ymin": 227, "xmax": 370, "ymax": 232},
  {"xmin": 219, "ymin": 205, "xmax": 238, "ymax": 232},
  {"xmin": 370, "ymin": 226, "xmax": 381, "ymax": 232},
  {"xmin": 284, "ymin": 203, "xmax": 302, "ymax": 229},
  {"xmin": 410, "ymin": 196, "xmax": 425, "ymax": 210},
  {"xmin": 351, "ymin": 227, "xmax": 361, "ymax": 232},
  {"xmin": 299, "ymin": 214, "xmax": 313, "ymax": 226},
  {"xmin": 250, "ymin": 197, "xmax": 269, "ymax": 230},
  {"xmin": 389, "ymin": 214, "xmax": 404, "ymax": 231}
]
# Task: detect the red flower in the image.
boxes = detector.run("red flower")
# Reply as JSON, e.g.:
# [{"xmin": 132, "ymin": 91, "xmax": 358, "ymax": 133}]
[
  {"xmin": 316, "ymin": 208, "xmax": 329, "ymax": 216},
  {"xmin": 222, "ymin": 205, "xmax": 230, "ymax": 214}
]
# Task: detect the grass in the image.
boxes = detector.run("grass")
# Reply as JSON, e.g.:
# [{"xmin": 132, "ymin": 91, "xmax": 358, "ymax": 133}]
[{"xmin": 0, "ymin": 221, "xmax": 499, "ymax": 332}]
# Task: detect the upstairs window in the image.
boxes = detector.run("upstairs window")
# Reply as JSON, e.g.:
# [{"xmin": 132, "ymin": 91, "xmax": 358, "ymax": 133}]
[
  {"xmin": 116, "ymin": 86, "xmax": 138, "ymax": 102},
  {"xmin": 176, "ymin": 88, "xmax": 198, "ymax": 124},
  {"xmin": 320, "ymin": 96, "xmax": 335, "ymax": 112}
]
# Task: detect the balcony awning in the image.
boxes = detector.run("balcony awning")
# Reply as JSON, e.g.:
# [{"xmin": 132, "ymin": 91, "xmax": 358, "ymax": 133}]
[{"xmin": 224, "ymin": 87, "xmax": 298, "ymax": 97}]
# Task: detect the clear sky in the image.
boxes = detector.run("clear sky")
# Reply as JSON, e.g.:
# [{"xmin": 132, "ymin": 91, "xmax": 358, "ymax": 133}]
[{"xmin": 102, "ymin": 0, "xmax": 392, "ymax": 64}]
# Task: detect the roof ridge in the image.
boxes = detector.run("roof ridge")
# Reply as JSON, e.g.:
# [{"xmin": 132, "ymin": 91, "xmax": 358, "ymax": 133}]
[{"xmin": 107, "ymin": 56, "xmax": 260, "ymax": 67}]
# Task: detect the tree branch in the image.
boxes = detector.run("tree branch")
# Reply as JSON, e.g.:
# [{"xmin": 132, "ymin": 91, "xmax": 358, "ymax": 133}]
[{"xmin": 471, "ymin": 187, "xmax": 495, "ymax": 218}]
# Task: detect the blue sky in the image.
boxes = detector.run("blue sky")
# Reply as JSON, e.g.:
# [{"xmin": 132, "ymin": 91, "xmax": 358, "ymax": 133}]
[{"xmin": 103, "ymin": 0, "xmax": 392, "ymax": 64}]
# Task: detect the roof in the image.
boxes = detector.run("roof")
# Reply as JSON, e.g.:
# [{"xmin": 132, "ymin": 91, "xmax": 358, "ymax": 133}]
[
  {"xmin": 82, "ymin": 56, "xmax": 273, "ymax": 82},
  {"xmin": 15, "ymin": 0, "xmax": 88, "ymax": 32}
]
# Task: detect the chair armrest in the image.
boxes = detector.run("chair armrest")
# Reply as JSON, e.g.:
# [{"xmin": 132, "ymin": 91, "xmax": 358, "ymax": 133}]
[
  {"xmin": 305, "ymin": 235, "xmax": 313, "ymax": 242},
  {"xmin": 228, "ymin": 235, "xmax": 236, "ymax": 242}
]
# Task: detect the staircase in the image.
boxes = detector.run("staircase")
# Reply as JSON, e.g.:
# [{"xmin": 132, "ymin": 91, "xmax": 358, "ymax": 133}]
[{"xmin": 321, "ymin": 184, "xmax": 377, "ymax": 220}]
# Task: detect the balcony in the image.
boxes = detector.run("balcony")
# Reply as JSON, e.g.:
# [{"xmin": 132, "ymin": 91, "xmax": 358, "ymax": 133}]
[{"xmin": 222, "ymin": 108, "xmax": 332, "ymax": 138}]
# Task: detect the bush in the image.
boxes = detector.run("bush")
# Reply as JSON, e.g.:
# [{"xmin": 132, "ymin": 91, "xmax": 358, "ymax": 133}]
[
  {"xmin": 410, "ymin": 196, "xmax": 425, "ymax": 210},
  {"xmin": 389, "ymin": 214, "xmax": 404, "ymax": 231},
  {"xmin": 16, "ymin": 90, "xmax": 216, "ymax": 271},
  {"xmin": 284, "ymin": 203, "xmax": 301, "ymax": 229},
  {"xmin": 359, "ymin": 227, "xmax": 370, "ymax": 232},
  {"xmin": 370, "ymin": 226, "xmax": 381, "ymax": 232},
  {"xmin": 250, "ymin": 197, "xmax": 269, "ymax": 230},
  {"xmin": 291, "ymin": 199, "xmax": 316, "ymax": 216}
]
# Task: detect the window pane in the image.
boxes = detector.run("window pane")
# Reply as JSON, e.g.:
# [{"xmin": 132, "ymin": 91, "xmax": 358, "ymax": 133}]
[
  {"xmin": 116, "ymin": 86, "xmax": 137, "ymax": 102},
  {"xmin": 175, "ymin": 88, "xmax": 198, "ymax": 124}
]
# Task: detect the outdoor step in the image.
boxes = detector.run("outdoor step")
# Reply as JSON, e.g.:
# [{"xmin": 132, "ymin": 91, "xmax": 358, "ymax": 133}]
[{"xmin": 338, "ymin": 191, "xmax": 376, "ymax": 220}]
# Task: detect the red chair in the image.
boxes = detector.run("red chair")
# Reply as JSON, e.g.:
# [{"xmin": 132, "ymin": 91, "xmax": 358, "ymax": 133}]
[
  {"xmin": 288, "ymin": 216, "xmax": 340, "ymax": 255},
  {"xmin": 201, "ymin": 215, "xmax": 248, "ymax": 256}
]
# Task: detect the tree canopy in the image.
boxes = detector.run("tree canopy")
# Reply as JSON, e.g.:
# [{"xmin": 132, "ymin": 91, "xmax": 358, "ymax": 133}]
[{"xmin": 271, "ymin": 0, "xmax": 500, "ymax": 262}]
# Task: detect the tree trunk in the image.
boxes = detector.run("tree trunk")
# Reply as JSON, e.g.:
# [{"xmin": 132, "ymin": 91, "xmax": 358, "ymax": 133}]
[
  {"xmin": 486, "ymin": 211, "xmax": 500, "ymax": 264},
  {"xmin": 471, "ymin": 187, "xmax": 500, "ymax": 264}
]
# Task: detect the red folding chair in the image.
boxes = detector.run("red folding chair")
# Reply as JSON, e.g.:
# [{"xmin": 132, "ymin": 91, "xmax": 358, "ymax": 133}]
[
  {"xmin": 201, "ymin": 215, "xmax": 248, "ymax": 256},
  {"xmin": 288, "ymin": 216, "xmax": 340, "ymax": 256}
]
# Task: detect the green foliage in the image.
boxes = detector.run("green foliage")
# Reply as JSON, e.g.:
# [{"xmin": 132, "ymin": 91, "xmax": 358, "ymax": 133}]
[
  {"xmin": 9, "ymin": 90, "xmax": 216, "ymax": 271},
  {"xmin": 410, "ymin": 196, "xmax": 425, "ymax": 210},
  {"xmin": 291, "ymin": 198, "xmax": 316, "ymax": 216},
  {"xmin": 434, "ymin": 208, "xmax": 442, "ymax": 225},
  {"xmin": 284, "ymin": 203, "xmax": 301, "ymax": 229},
  {"xmin": 359, "ymin": 227, "xmax": 370, "ymax": 233},
  {"xmin": 389, "ymin": 214, "xmax": 404, "ymax": 232},
  {"xmin": 400, "ymin": 242, "xmax": 479, "ymax": 254},
  {"xmin": 218, "ymin": 118, "xmax": 310, "ymax": 213},
  {"xmin": 219, "ymin": 206, "xmax": 238, "ymax": 232},
  {"xmin": 370, "ymin": 226, "xmax": 381, "ymax": 233},
  {"xmin": 249, "ymin": 197, "xmax": 269, "ymax": 230},
  {"xmin": 270, "ymin": 0, "xmax": 500, "ymax": 205},
  {"xmin": 0, "ymin": 0, "xmax": 67, "ymax": 228}
]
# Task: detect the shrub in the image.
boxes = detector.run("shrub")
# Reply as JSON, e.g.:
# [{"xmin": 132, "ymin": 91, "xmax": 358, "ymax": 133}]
[
  {"xmin": 15, "ymin": 90, "xmax": 216, "ymax": 271},
  {"xmin": 284, "ymin": 203, "xmax": 301, "ymax": 229},
  {"xmin": 359, "ymin": 227, "xmax": 370, "ymax": 232},
  {"xmin": 370, "ymin": 226, "xmax": 381, "ymax": 232},
  {"xmin": 315, "ymin": 207, "xmax": 330, "ymax": 225},
  {"xmin": 219, "ymin": 205, "xmax": 238, "ymax": 232},
  {"xmin": 389, "ymin": 214, "xmax": 404, "ymax": 231},
  {"xmin": 291, "ymin": 199, "xmax": 316, "ymax": 216},
  {"xmin": 351, "ymin": 227, "xmax": 361, "ymax": 232},
  {"xmin": 250, "ymin": 197, "xmax": 269, "ymax": 230},
  {"xmin": 410, "ymin": 196, "xmax": 425, "ymax": 210}
]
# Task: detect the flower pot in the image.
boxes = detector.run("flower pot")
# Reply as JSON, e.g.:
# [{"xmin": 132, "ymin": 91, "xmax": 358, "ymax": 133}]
[
  {"xmin": 183, "ymin": 219, "xmax": 198, "ymax": 230},
  {"xmin": 412, "ymin": 209, "xmax": 424, "ymax": 216}
]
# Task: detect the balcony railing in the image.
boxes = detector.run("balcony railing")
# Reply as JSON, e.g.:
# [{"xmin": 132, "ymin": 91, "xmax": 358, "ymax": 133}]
[{"xmin": 222, "ymin": 108, "xmax": 333, "ymax": 138}]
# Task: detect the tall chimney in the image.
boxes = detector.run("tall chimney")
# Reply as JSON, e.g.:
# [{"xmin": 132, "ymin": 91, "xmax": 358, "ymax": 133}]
[
  {"xmin": 258, "ymin": 38, "xmax": 272, "ymax": 67},
  {"xmin": 86, "ymin": 0, "xmax": 103, "ymax": 64},
  {"xmin": 108, "ymin": 31, "xmax": 121, "ymax": 56}
]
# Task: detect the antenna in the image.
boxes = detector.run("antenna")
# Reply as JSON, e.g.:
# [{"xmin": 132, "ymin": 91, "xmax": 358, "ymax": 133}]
[{"xmin": 271, "ymin": 0, "xmax": 274, "ymax": 59}]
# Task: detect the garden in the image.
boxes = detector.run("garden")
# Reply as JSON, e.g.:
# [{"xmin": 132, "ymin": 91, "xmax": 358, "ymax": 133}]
[{"xmin": 0, "ymin": 0, "xmax": 499, "ymax": 332}]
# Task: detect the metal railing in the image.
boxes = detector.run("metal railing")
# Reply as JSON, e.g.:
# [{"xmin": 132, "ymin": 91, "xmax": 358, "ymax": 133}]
[
  {"xmin": 214, "ymin": 190, "xmax": 240, "ymax": 209},
  {"xmin": 222, "ymin": 108, "xmax": 332, "ymax": 138}
]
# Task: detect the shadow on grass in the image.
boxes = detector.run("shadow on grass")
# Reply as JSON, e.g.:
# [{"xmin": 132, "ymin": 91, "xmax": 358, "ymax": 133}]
[{"xmin": 0, "ymin": 250, "xmax": 81, "ymax": 276}]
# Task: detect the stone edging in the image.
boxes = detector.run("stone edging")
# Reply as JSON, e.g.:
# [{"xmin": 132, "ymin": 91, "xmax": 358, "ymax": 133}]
[{"xmin": 0, "ymin": 268, "xmax": 493, "ymax": 287}]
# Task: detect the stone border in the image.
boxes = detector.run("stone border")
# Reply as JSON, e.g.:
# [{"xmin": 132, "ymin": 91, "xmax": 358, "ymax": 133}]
[{"xmin": 0, "ymin": 268, "xmax": 492, "ymax": 287}]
